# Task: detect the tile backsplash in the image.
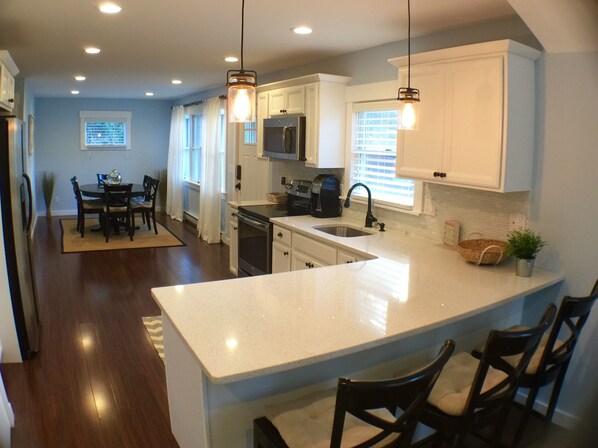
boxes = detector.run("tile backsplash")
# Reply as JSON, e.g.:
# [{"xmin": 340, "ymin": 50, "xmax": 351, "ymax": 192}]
[
  {"xmin": 342, "ymin": 183, "xmax": 530, "ymax": 243},
  {"xmin": 269, "ymin": 161, "xmax": 529, "ymax": 243}
]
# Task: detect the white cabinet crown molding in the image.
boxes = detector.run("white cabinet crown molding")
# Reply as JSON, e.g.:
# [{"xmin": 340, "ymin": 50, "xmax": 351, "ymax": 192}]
[{"xmin": 257, "ymin": 73, "xmax": 352, "ymax": 92}]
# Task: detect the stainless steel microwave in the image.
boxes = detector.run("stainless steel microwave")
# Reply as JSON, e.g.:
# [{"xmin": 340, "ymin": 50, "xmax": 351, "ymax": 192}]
[{"xmin": 263, "ymin": 115, "xmax": 306, "ymax": 161}]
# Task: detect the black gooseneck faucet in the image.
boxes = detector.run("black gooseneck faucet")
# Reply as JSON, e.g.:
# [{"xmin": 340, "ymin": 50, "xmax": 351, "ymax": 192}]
[{"xmin": 344, "ymin": 183, "xmax": 377, "ymax": 228}]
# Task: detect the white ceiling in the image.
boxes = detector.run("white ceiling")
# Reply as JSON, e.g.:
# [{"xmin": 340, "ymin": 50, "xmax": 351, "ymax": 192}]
[{"xmin": 0, "ymin": 0, "xmax": 516, "ymax": 100}]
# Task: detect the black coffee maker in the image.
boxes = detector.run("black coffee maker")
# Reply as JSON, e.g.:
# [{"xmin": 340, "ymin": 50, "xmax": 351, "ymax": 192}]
[{"xmin": 310, "ymin": 175, "xmax": 341, "ymax": 218}]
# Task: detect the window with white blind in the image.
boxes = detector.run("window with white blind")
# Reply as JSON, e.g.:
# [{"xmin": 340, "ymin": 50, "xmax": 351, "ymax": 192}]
[
  {"xmin": 348, "ymin": 101, "xmax": 421, "ymax": 211},
  {"xmin": 183, "ymin": 114, "xmax": 202, "ymax": 183},
  {"xmin": 80, "ymin": 111, "xmax": 131, "ymax": 150}
]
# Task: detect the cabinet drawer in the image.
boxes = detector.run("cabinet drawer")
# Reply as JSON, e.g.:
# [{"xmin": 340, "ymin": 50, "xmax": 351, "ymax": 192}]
[
  {"xmin": 292, "ymin": 233, "xmax": 337, "ymax": 265},
  {"xmin": 273, "ymin": 225, "xmax": 292, "ymax": 246}
]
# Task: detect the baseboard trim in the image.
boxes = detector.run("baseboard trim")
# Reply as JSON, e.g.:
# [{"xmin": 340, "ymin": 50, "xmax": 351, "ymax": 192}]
[{"xmin": 515, "ymin": 391, "xmax": 579, "ymax": 429}]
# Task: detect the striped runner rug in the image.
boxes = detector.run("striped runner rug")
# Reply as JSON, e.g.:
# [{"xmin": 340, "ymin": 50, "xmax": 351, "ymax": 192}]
[{"xmin": 142, "ymin": 316, "xmax": 164, "ymax": 363}]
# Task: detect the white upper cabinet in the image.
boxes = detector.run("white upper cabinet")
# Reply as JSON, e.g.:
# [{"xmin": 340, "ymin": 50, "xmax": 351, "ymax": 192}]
[
  {"xmin": 0, "ymin": 51, "xmax": 18, "ymax": 112},
  {"xmin": 389, "ymin": 40, "xmax": 541, "ymax": 192},
  {"xmin": 256, "ymin": 74, "xmax": 351, "ymax": 168},
  {"xmin": 268, "ymin": 86, "xmax": 305, "ymax": 116}
]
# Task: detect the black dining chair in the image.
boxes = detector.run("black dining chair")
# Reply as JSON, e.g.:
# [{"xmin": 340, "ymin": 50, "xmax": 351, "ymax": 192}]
[
  {"xmin": 131, "ymin": 178, "xmax": 160, "ymax": 234},
  {"xmin": 97, "ymin": 173, "xmax": 109, "ymax": 186},
  {"xmin": 103, "ymin": 183, "xmax": 134, "ymax": 242},
  {"xmin": 418, "ymin": 304, "xmax": 556, "ymax": 448},
  {"xmin": 254, "ymin": 339, "xmax": 455, "ymax": 448},
  {"xmin": 472, "ymin": 279, "xmax": 598, "ymax": 446},
  {"xmin": 70, "ymin": 176, "xmax": 104, "ymax": 237}
]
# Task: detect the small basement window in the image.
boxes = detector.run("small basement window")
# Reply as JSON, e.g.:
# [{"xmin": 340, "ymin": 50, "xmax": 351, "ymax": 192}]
[{"xmin": 80, "ymin": 111, "xmax": 132, "ymax": 150}]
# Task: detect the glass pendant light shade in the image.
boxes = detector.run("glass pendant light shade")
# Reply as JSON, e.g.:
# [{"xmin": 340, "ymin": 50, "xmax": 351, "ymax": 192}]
[
  {"xmin": 398, "ymin": 86, "xmax": 420, "ymax": 130},
  {"xmin": 397, "ymin": 0, "xmax": 420, "ymax": 131},
  {"xmin": 227, "ymin": 70, "xmax": 257, "ymax": 123}
]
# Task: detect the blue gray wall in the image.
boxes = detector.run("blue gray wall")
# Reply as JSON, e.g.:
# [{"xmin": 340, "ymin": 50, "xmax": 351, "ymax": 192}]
[{"xmin": 34, "ymin": 98, "xmax": 171, "ymax": 214}]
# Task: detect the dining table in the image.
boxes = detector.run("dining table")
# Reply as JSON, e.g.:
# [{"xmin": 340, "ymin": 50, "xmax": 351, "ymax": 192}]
[
  {"xmin": 79, "ymin": 183, "xmax": 146, "ymax": 199},
  {"xmin": 79, "ymin": 183, "xmax": 147, "ymax": 234}
]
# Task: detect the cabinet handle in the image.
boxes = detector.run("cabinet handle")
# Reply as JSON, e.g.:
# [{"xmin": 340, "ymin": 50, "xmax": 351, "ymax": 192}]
[
  {"xmin": 277, "ymin": 232, "xmax": 283, "ymax": 237},
  {"xmin": 433, "ymin": 171, "xmax": 439, "ymax": 177},
  {"xmin": 8, "ymin": 99, "xmax": 14, "ymax": 103},
  {"xmin": 346, "ymin": 260, "xmax": 354, "ymax": 264},
  {"xmin": 232, "ymin": 226, "xmax": 238, "ymax": 230},
  {"xmin": 305, "ymin": 262, "xmax": 310, "ymax": 267},
  {"xmin": 283, "ymin": 251, "xmax": 289, "ymax": 256},
  {"xmin": 440, "ymin": 172, "xmax": 447, "ymax": 178},
  {"xmin": 231, "ymin": 212, "xmax": 237, "ymax": 217}
]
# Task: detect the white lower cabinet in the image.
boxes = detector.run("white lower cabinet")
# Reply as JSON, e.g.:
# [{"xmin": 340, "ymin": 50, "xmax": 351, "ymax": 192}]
[
  {"xmin": 291, "ymin": 250, "xmax": 328, "ymax": 271},
  {"xmin": 272, "ymin": 241, "xmax": 291, "ymax": 273},
  {"xmin": 337, "ymin": 250, "xmax": 371, "ymax": 264}
]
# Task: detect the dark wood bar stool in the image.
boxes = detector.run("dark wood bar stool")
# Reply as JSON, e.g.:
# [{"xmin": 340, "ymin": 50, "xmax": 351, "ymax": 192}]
[
  {"xmin": 418, "ymin": 304, "xmax": 556, "ymax": 448},
  {"xmin": 254, "ymin": 340, "xmax": 455, "ymax": 448},
  {"xmin": 472, "ymin": 279, "xmax": 598, "ymax": 447}
]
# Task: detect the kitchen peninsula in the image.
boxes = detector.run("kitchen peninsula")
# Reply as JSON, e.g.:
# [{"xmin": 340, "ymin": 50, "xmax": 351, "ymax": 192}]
[{"xmin": 152, "ymin": 216, "xmax": 563, "ymax": 448}]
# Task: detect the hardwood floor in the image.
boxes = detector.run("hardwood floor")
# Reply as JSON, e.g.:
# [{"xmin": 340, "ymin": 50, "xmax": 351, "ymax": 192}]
[
  {"xmin": 1, "ymin": 214, "xmax": 233, "ymax": 447},
  {"xmin": 1, "ymin": 214, "xmax": 574, "ymax": 447}
]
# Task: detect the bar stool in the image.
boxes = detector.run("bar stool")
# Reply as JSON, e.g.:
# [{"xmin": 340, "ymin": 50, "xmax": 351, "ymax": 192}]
[
  {"xmin": 418, "ymin": 304, "xmax": 556, "ymax": 448},
  {"xmin": 472, "ymin": 279, "xmax": 598, "ymax": 446},
  {"xmin": 253, "ymin": 340, "xmax": 455, "ymax": 448}
]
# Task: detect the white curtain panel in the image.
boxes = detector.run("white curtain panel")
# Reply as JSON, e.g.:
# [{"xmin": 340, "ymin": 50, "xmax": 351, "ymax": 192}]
[
  {"xmin": 166, "ymin": 105, "xmax": 185, "ymax": 221},
  {"xmin": 197, "ymin": 97, "xmax": 224, "ymax": 243}
]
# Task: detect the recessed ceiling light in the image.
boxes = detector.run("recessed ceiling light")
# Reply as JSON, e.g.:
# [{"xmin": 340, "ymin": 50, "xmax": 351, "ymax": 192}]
[
  {"xmin": 99, "ymin": 2, "xmax": 122, "ymax": 14},
  {"xmin": 85, "ymin": 47, "xmax": 101, "ymax": 54},
  {"xmin": 171, "ymin": 79, "xmax": 182, "ymax": 85},
  {"xmin": 225, "ymin": 56, "xmax": 239, "ymax": 63},
  {"xmin": 71, "ymin": 90, "xmax": 80, "ymax": 95},
  {"xmin": 292, "ymin": 26, "xmax": 312, "ymax": 35},
  {"xmin": 145, "ymin": 92, "xmax": 154, "ymax": 97},
  {"xmin": 75, "ymin": 75, "xmax": 86, "ymax": 81}
]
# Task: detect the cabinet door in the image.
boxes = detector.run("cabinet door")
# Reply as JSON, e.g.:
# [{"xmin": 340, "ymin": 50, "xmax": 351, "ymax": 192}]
[
  {"xmin": 268, "ymin": 89, "xmax": 285, "ymax": 116},
  {"xmin": 256, "ymin": 92, "xmax": 268, "ymax": 157},
  {"xmin": 443, "ymin": 57, "xmax": 503, "ymax": 189},
  {"xmin": 337, "ymin": 250, "xmax": 372, "ymax": 264},
  {"xmin": 396, "ymin": 64, "xmax": 446, "ymax": 181},
  {"xmin": 0, "ymin": 64, "xmax": 14, "ymax": 111},
  {"xmin": 284, "ymin": 86, "xmax": 305, "ymax": 115},
  {"xmin": 291, "ymin": 250, "xmax": 327, "ymax": 271},
  {"xmin": 229, "ymin": 218, "xmax": 238, "ymax": 275},
  {"xmin": 272, "ymin": 242, "xmax": 291, "ymax": 274}
]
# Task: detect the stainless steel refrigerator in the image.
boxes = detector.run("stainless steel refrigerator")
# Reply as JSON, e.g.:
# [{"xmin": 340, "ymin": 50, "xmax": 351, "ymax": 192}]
[{"xmin": 0, "ymin": 116, "xmax": 39, "ymax": 360}]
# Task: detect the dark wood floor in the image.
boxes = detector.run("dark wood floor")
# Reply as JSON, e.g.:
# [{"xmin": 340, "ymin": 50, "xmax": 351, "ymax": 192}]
[
  {"xmin": 1, "ymin": 214, "xmax": 574, "ymax": 447},
  {"xmin": 1, "ymin": 214, "xmax": 233, "ymax": 447}
]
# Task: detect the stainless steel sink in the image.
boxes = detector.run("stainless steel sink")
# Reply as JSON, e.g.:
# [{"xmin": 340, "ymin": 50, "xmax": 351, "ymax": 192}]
[{"xmin": 313, "ymin": 225, "xmax": 374, "ymax": 237}]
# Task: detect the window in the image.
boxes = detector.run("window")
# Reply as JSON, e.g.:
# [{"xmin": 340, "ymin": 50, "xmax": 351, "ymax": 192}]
[
  {"xmin": 80, "ymin": 111, "xmax": 131, "ymax": 150},
  {"xmin": 348, "ymin": 101, "xmax": 421, "ymax": 211},
  {"xmin": 183, "ymin": 114, "xmax": 202, "ymax": 183},
  {"xmin": 243, "ymin": 121, "xmax": 257, "ymax": 145}
]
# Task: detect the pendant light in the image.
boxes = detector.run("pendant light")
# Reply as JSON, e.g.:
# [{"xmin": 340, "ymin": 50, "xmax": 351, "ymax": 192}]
[
  {"xmin": 226, "ymin": 0, "xmax": 257, "ymax": 123},
  {"xmin": 397, "ymin": 0, "xmax": 420, "ymax": 130}
]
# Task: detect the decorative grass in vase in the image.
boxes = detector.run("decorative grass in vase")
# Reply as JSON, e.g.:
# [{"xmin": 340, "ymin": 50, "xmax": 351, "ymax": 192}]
[{"xmin": 42, "ymin": 171, "xmax": 56, "ymax": 217}]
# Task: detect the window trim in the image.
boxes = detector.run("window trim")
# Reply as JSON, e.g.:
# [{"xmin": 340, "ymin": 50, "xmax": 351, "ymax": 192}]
[
  {"xmin": 344, "ymin": 94, "xmax": 423, "ymax": 215},
  {"xmin": 80, "ymin": 110, "xmax": 131, "ymax": 150}
]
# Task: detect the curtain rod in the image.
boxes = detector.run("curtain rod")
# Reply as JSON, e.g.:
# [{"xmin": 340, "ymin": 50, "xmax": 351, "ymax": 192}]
[{"xmin": 171, "ymin": 95, "xmax": 227, "ymax": 109}]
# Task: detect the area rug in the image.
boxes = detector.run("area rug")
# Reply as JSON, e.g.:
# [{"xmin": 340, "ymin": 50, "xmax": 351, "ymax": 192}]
[
  {"xmin": 60, "ymin": 219, "xmax": 185, "ymax": 253},
  {"xmin": 142, "ymin": 316, "xmax": 165, "ymax": 363}
]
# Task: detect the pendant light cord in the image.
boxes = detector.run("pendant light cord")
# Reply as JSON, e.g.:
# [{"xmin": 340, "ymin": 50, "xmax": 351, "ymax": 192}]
[
  {"xmin": 240, "ymin": 0, "xmax": 245, "ymax": 71},
  {"xmin": 407, "ymin": 0, "xmax": 411, "ymax": 88}
]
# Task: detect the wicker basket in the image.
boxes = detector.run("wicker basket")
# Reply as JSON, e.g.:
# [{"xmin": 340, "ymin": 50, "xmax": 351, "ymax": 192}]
[
  {"xmin": 457, "ymin": 239, "xmax": 507, "ymax": 266},
  {"xmin": 266, "ymin": 192, "xmax": 287, "ymax": 204}
]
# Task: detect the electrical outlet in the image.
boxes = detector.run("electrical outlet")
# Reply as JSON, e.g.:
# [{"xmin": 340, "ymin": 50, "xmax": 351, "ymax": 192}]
[{"xmin": 508, "ymin": 213, "xmax": 527, "ymax": 231}]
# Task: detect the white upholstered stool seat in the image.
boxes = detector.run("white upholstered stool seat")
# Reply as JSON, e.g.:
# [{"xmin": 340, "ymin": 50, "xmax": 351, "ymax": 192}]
[
  {"xmin": 264, "ymin": 389, "xmax": 396, "ymax": 448},
  {"xmin": 427, "ymin": 352, "xmax": 508, "ymax": 416}
]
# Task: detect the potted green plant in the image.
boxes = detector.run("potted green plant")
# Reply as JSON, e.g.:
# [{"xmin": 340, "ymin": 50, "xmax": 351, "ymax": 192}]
[
  {"xmin": 41, "ymin": 171, "xmax": 56, "ymax": 217},
  {"xmin": 506, "ymin": 229, "xmax": 546, "ymax": 277}
]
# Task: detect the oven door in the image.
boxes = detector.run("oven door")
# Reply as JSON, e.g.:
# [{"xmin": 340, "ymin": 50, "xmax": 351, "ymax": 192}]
[{"xmin": 237, "ymin": 211, "xmax": 272, "ymax": 276}]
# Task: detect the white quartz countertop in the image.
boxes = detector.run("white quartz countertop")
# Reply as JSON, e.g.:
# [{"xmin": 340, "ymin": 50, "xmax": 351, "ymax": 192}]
[{"xmin": 152, "ymin": 216, "xmax": 563, "ymax": 384}]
